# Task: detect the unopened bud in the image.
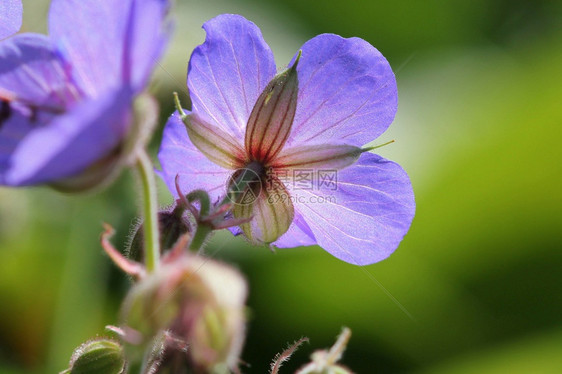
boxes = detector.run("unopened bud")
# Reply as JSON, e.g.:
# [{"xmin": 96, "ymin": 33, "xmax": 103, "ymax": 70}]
[
  {"xmin": 127, "ymin": 204, "xmax": 191, "ymax": 262},
  {"xmin": 120, "ymin": 254, "xmax": 247, "ymax": 372},
  {"xmin": 61, "ymin": 338, "xmax": 125, "ymax": 374}
]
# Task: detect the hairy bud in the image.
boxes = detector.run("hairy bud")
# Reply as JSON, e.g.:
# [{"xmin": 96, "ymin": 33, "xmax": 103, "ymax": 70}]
[
  {"xmin": 120, "ymin": 254, "xmax": 247, "ymax": 372},
  {"xmin": 60, "ymin": 338, "xmax": 126, "ymax": 374}
]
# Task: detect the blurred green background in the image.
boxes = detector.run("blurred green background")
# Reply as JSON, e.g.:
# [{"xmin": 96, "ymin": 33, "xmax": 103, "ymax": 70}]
[{"xmin": 1, "ymin": 0, "xmax": 562, "ymax": 372}]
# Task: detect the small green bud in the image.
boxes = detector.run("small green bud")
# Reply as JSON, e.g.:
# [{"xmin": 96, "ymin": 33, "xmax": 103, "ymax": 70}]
[{"xmin": 62, "ymin": 338, "xmax": 125, "ymax": 374}]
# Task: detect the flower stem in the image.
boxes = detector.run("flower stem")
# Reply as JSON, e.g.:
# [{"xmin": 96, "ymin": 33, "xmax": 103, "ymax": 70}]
[
  {"xmin": 189, "ymin": 223, "xmax": 212, "ymax": 251},
  {"xmin": 136, "ymin": 149, "xmax": 160, "ymax": 272},
  {"xmin": 186, "ymin": 189, "xmax": 211, "ymax": 217}
]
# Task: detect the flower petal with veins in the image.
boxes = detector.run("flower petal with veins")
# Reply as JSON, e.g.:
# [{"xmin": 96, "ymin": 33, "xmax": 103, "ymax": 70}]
[
  {"xmin": 287, "ymin": 34, "xmax": 398, "ymax": 148},
  {"xmin": 188, "ymin": 14, "xmax": 276, "ymax": 139},
  {"xmin": 288, "ymin": 152, "xmax": 415, "ymax": 265}
]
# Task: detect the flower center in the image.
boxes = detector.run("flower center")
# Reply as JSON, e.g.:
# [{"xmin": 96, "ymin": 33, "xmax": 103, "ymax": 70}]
[{"xmin": 226, "ymin": 161, "xmax": 267, "ymax": 206}]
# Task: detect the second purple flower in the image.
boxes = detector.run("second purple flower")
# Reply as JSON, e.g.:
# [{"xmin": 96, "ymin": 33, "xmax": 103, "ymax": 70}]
[{"xmin": 0, "ymin": 0, "xmax": 170, "ymax": 189}]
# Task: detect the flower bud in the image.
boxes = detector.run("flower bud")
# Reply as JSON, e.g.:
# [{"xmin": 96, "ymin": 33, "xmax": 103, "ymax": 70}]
[
  {"xmin": 120, "ymin": 254, "xmax": 247, "ymax": 372},
  {"xmin": 127, "ymin": 205, "xmax": 191, "ymax": 263},
  {"xmin": 61, "ymin": 338, "xmax": 126, "ymax": 374}
]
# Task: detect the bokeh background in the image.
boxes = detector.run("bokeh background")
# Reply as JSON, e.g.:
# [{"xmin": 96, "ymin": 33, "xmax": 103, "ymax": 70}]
[{"xmin": 1, "ymin": 0, "xmax": 562, "ymax": 372}]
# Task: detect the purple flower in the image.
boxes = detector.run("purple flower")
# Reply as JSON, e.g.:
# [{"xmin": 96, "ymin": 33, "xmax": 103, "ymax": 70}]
[
  {"xmin": 0, "ymin": 0, "xmax": 22, "ymax": 40},
  {"xmin": 158, "ymin": 14, "xmax": 415, "ymax": 265},
  {"xmin": 0, "ymin": 0, "xmax": 170, "ymax": 188}
]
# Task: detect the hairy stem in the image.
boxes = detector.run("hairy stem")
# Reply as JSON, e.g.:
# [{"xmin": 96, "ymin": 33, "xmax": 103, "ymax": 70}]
[
  {"xmin": 136, "ymin": 149, "xmax": 160, "ymax": 272},
  {"xmin": 189, "ymin": 223, "xmax": 213, "ymax": 251}
]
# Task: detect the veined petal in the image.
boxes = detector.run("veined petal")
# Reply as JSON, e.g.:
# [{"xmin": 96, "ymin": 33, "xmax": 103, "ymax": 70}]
[
  {"xmin": 0, "ymin": 34, "xmax": 77, "ymax": 108},
  {"xmin": 2, "ymin": 87, "xmax": 133, "ymax": 186},
  {"xmin": 289, "ymin": 152, "xmax": 414, "ymax": 265},
  {"xmin": 184, "ymin": 113, "xmax": 246, "ymax": 170},
  {"xmin": 188, "ymin": 14, "xmax": 277, "ymax": 139},
  {"xmin": 157, "ymin": 111, "xmax": 232, "ymax": 204},
  {"xmin": 273, "ymin": 210, "xmax": 317, "ymax": 248},
  {"xmin": 286, "ymin": 34, "xmax": 397, "ymax": 148},
  {"xmin": 245, "ymin": 57, "xmax": 299, "ymax": 163},
  {"xmin": 272, "ymin": 143, "xmax": 363, "ymax": 170},
  {"xmin": 49, "ymin": 0, "xmax": 170, "ymax": 96},
  {"xmin": 0, "ymin": 0, "xmax": 23, "ymax": 40},
  {"xmin": 233, "ymin": 176, "xmax": 294, "ymax": 244}
]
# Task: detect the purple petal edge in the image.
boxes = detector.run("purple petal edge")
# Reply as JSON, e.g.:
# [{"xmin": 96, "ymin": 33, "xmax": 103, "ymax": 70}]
[
  {"xmin": 48, "ymin": 0, "xmax": 170, "ymax": 96},
  {"xmin": 290, "ymin": 152, "xmax": 415, "ymax": 265},
  {"xmin": 187, "ymin": 14, "xmax": 276, "ymax": 140},
  {"xmin": 0, "ymin": 0, "xmax": 23, "ymax": 40},
  {"xmin": 287, "ymin": 34, "xmax": 398, "ymax": 148},
  {"xmin": 157, "ymin": 110, "xmax": 232, "ymax": 204}
]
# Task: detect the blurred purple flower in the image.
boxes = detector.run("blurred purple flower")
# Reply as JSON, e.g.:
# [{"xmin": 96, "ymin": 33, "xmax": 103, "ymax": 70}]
[
  {"xmin": 159, "ymin": 14, "xmax": 415, "ymax": 265},
  {"xmin": 0, "ymin": 0, "xmax": 170, "ymax": 187},
  {"xmin": 0, "ymin": 0, "xmax": 22, "ymax": 40}
]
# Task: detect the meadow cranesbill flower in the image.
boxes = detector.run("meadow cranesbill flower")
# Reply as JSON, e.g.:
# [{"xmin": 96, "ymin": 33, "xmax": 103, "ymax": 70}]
[
  {"xmin": 0, "ymin": 0, "xmax": 170, "ymax": 189},
  {"xmin": 0, "ymin": 0, "xmax": 22, "ymax": 40},
  {"xmin": 159, "ymin": 14, "xmax": 415, "ymax": 265}
]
